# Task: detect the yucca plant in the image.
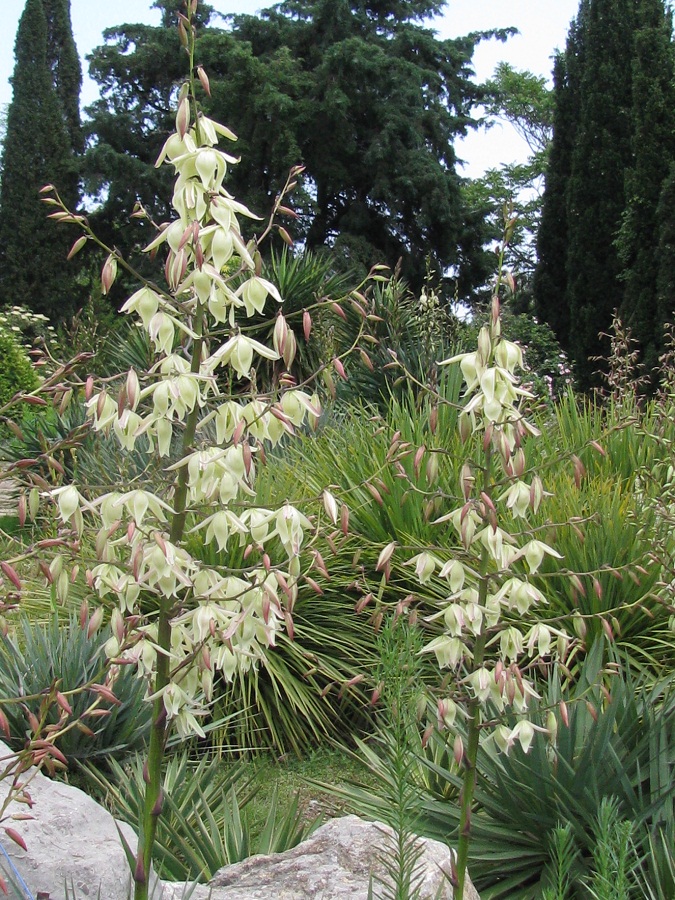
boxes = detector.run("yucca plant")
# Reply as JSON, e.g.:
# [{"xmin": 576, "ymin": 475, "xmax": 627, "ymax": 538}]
[
  {"xmin": 531, "ymin": 474, "xmax": 669, "ymax": 674},
  {"xmin": 0, "ymin": 614, "xmax": 150, "ymax": 763},
  {"xmin": 316, "ymin": 642, "xmax": 675, "ymax": 899},
  {"xmin": 83, "ymin": 747, "xmax": 322, "ymax": 882},
  {"xmin": 256, "ymin": 246, "xmax": 359, "ymax": 385},
  {"xmin": 260, "ymin": 367, "xmax": 464, "ymax": 576},
  {"xmin": 336, "ymin": 273, "xmax": 467, "ymax": 409},
  {"xmin": 418, "ymin": 644, "xmax": 675, "ymax": 899}
]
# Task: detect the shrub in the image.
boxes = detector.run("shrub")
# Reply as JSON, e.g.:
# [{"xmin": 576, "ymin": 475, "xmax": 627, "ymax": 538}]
[
  {"xmin": 0, "ymin": 325, "xmax": 39, "ymax": 417},
  {"xmin": 83, "ymin": 748, "xmax": 321, "ymax": 882}
]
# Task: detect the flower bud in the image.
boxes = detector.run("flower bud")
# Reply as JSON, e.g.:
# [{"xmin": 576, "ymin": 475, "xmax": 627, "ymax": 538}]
[
  {"xmin": 101, "ymin": 254, "xmax": 117, "ymax": 295},
  {"xmin": 197, "ymin": 66, "xmax": 211, "ymax": 96},
  {"xmin": 477, "ymin": 326, "xmax": 491, "ymax": 364},
  {"xmin": 283, "ymin": 329, "xmax": 297, "ymax": 370},
  {"xmin": 176, "ymin": 96, "xmax": 190, "ymax": 139}
]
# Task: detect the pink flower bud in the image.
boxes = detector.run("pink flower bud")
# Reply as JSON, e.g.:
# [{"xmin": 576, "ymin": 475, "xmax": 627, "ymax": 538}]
[{"xmin": 197, "ymin": 66, "xmax": 211, "ymax": 96}]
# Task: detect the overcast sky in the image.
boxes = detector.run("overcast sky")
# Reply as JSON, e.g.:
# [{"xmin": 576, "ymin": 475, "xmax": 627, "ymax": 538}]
[{"xmin": 1, "ymin": 0, "xmax": 580, "ymax": 175}]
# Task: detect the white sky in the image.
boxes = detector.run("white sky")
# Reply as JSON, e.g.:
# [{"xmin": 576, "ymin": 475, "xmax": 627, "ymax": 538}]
[{"xmin": 1, "ymin": 0, "xmax": 580, "ymax": 175}]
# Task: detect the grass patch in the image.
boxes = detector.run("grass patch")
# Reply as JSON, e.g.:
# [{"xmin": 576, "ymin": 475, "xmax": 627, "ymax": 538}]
[{"xmin": 227, "ymin": 745, "xmax": 380, "ymax": 835}]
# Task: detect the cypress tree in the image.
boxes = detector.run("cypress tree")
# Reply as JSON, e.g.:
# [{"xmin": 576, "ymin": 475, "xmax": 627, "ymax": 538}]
[
  {"xmin": 617, "ymin": 0, "xmax": 675, "ymax": 381},
  {"xmin": 564, "ymin": 0, "xmax": 635, "ymax": 390},
  {"xmin": 532, "ymin": 34, "xmax": 583, "ymax": 350},
  {"xmin": 0, "ymin": 0, "xmax": 81, "ymax": 320},
  {"xmin": 43, "ymin": 0, "xmax": 82, "ymax": 157},
  {"xmin": 535, "ymin": 0, "xmax": 675, "ymax": 391},
  {"xmin": 656, "ymin": 160, "xmax": 675, "ymax": 337}
]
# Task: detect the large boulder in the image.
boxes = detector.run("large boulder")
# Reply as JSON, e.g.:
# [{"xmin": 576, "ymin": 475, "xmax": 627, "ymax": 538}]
[
  {"xmin": 164, "ymin": 815, "xmax": 480, "ymax": 900},
  {"xmin": 0, "ymin": 742, "xmax": 145, "ymax": 899}
]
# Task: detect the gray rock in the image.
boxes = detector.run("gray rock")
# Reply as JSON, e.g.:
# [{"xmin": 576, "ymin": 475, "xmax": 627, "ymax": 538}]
[
  {"xmin": 0, "ymin": 741, "xmax": 148, "ymax": 900},
  {"xmin": 198, "ymin": 815, "xmax": 479, "ymax": 900}
]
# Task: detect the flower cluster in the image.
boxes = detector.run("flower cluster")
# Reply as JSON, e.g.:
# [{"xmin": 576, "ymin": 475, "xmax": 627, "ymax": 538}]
[
  {"xmin": 411, "ymin": 292, "xmax": 567, "ymax": 755},
  {"xmin": 40, "ymin": 67, "xmax": 322, "ymax": 739}
]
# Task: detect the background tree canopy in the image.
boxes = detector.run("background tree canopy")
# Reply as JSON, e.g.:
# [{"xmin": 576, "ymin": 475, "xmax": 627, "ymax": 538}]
[{"xmin": 84, "ymin": 0, "xmax": 512, "ymax": 297}]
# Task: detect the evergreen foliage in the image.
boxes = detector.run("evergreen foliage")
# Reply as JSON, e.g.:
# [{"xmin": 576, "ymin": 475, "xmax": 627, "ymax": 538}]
[
  {"xmin": 0, "ymin": 326, "xmax": 39, "ymax": 414},
  {"xmin": 617, "ymin": 0, "xmax": 675, "ymax": 379},
  {"xmin": 43, "ymin": 0, "xmax": 83, "ymax": 161},
  {"xmin": 564, "ymin": 0, "xmax": 635, "ymax": 389},
  {"xmin": 534, "ymin": 0, "xmax": 675, "ymax": 391},
  {"xmin": 655, "ymin": 159, "xmax": 675, "ymax": 335},
  {"xmin": 533, "ymin": 44, "xmax": 582, "ymax": 353},
  {"xmin": 84, "ymin": 0, "xmax": 508, "ymax": 296},
  {"xmin": 0, "ymin": 0, "xmax": 82, "ymax": 321}
]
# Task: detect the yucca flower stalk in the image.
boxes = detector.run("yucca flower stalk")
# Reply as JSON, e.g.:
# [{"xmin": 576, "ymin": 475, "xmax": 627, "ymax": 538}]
[
  {"xmin": 401, "ymin": 239, "xmax": 569, "ymax": 898},
  {"xmin": 0, "ymin": 3, "xmax": 363, "ymax": 897}
]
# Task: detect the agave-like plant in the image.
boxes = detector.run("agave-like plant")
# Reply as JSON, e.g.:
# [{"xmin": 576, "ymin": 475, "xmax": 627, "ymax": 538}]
[
  {"xmin": 419, "ymin": 644, "xmax": 675, "ymax": 899},
  {"xmin": 83, "ymin": 747, "xmax": 322, "ymax": 882},
  {"xmin": 0, "ymin": 614, "xmax": 150, "ymax": 763}
]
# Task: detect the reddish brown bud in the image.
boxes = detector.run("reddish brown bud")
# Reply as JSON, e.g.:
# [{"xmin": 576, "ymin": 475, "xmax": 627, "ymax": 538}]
[
  {"xmin": 333, "ymin": 357, "xmax": 347, "ymax": 380},
  {"xmin": 453, "ymin": 733, "xmax": 464, "ymax": 767},
  {"xmin": 559, "ymin": 700, "xmax": 569, "ymax": 728},
  {"xmin": 340, "ymin": 503, "xmax": 350, "ymax": 536},
  {"xmin": 354, "ymin": 592, "xmax": 374, "ymax": 614},
  {"xmin": 87, "ymin": 607, "xmax": 104, "ymax": 639},
  {"xmin": 175, "ymin": 97, "xmax": 190, "ymax": 139},
  {"xmin": 151, "ymin": 789, "xmax": 165, "ymax": 817},
  {"xmin": 55, "ymin": 692, "xmax": 72, "ymax": 716},
  {"xmin": 90, "ymin": 683, "xmax": 121, "ymax": 706},
  {"xmin": 304, "ymin": 576, "xmax": 324, "ymax": 596},
  {"xmin": 601, "ymin": 617, "xmax": 614, "ymax": 642},
  {"xmin": 0, "ymin": 562, "xmax": 21, "ymax": 591},
  {"xmin": 302, "ymin": 309, "xmax": 311, "ymax": 342},
  {"xmin": 4, "ymin": 828, "xmax": 27, "ymax": 852},
  {"xmin": 101, "ymin": 254, "xmax": 117, "ymax": 296}
]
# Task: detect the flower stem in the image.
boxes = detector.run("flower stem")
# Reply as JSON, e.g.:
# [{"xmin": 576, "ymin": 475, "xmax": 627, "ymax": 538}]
[
  {"xmin": 134, "ymin": 311, "xmax": 204, "ymax": 900},
  {"xmin": 456, "ymin": 445, "xmax": 492, "ymax": 899}
]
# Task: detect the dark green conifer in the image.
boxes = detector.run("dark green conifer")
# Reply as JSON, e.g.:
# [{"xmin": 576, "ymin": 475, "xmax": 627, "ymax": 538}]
[
  {"xmin": 535, "ymin": 0, "xmax": 675, "ymax": 391},
  {"xmin": 564, "ymin": 0, "xmax": 635, "ymax": 389},
  {"xmin": 655, "ymin": 160, "xmax": 675, "ymax": 337},
  {"xmin": 85, "ymin": 0, "xmax": 503, "ymax": 296},
  {"xmin": 617, "ymin": 0, "xmax": 675, "ymax": 382},
  {"xmin": 44, "ymin": 0, "xmax": 82, "ymax": 155},
  {"xmin": 532, "ymin": 41, "xmax": 582, "ymax": 351},
  {"xmin": 0, "ymin": 0, "xmax": 82, "ymax": 320}
]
